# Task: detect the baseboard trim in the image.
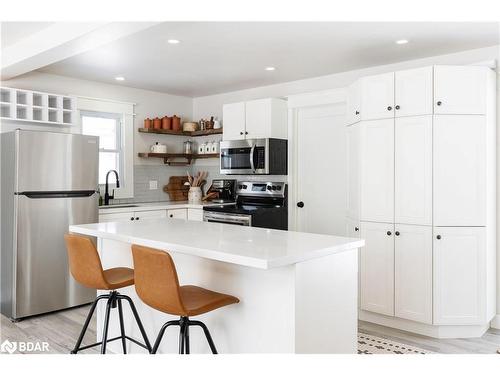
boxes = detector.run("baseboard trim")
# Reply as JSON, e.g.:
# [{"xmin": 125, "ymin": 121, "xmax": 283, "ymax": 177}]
[
  {"xmin": 359, "ymin": 310, "xmax": 490, "ymax": 339},
  {"xmin": 490, "ymin": 314, "xmax": 500, "ymax": 329}
]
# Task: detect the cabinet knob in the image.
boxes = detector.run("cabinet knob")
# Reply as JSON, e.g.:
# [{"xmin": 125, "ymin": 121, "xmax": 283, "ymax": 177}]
[
  {"xmin": 240, "ymin": 131, "xmax": 244, "ymax": 135},
  {"xmin": 354, "ymin": 226, "xmax": 359, "ymax": 232},
  {"xmin": 130, "ymin": 217, "xmax": 134, "ymax": 221},
  {"xmin": 436, "ymin": 235, "xmax": 442, "ymax": 240},
  {"xmin": 387, "ymin": 106, "xmax": 392, "ymax": 111},
  {"xmin": 387, "ymin": 231, "xmax": 392, "ymax": 236},
  {"xmin": 436, "ymin": 101, "xmax": 442, "ymax": 106},
  {"xmin": 245, "ymin": 131, "xmax": 248, "ymax": 135},
  {"xmin": 169, "ymin": 214, "xmax": 173, "ymax": 218},
  {"xmin": 395, "ymin": 231, "xmax": 400, "ymax": 236},
  {"xmin": 395, "ymin": 105, "xmax": 400, "ymax": 110},
  {"xmin": 297, "ymin": 201, "xmax": 304, "ymax": 208},
  {"xmin": 135, "ymin": 217, "xmax": 139, "ymax": 220},
  {"xmin": 355, "ymin": 111, "xmax": 360, "ymax": 115}
]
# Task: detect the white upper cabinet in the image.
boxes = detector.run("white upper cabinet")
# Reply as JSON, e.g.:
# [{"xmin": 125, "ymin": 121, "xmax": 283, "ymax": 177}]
[
  {"xmin": 394, "ymin": 67, "xmax": 433, "ymax": 117},
  {"xmin": 360, "ymin": 72, "xmax": 395, "ymax": 121},
  {"xmin": 360, "ymin": 221, "xmax": 395, "ymax": 316},
  {"xmin": 394, "ymin": 115, "xmax": 432, "ymax": 225},
  {"xmin": 434, "ymin": 65, "xmax": 488, "ymax": 115},
  {"xmin": 433, "ymin": 115, "xmax": 486, "ymax": 226},
  {"xmin": 346, "ymin": 80, "xmax": 361, "ymax": 125},
  {"xmin": 394, "ymin": 224, "xmax": 433, "ymax": 324},
  {"xmin": 433, "ymin": 227, "xmax": 486, "ymax": 325},
  {"xmin": 360, "ymin": 119, "xmax": 394, "ymax": 223},
  {"xmin": 223, "ymin": 98, "xmax": 287, "ymax": 141}
]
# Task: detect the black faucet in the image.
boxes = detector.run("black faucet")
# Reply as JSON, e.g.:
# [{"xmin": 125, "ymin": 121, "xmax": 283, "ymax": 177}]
[{"xmin": 104, "ymin": 170, "xmax": 120, "ymax": 205}]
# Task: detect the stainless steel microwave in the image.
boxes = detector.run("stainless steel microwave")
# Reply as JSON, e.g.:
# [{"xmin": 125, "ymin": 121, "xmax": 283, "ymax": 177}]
[{"xmin": 220, "ymin": 138, "xmax": 287, "ymax": 175}]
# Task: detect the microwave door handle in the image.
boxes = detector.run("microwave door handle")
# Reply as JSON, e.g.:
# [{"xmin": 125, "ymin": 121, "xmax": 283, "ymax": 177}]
[{"xmin": 249, "ymin": 144, "xmax": 256, "ymax": 172}]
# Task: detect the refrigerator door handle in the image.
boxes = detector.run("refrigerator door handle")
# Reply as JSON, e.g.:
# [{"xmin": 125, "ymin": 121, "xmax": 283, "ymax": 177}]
[{"xmin": 16, "ymin": 190, "xmax": 97, "ymax": 199}]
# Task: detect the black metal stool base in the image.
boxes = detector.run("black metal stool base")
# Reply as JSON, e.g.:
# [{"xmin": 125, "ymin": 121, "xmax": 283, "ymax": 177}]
[
  {"xmin": 151, "ymin": 316, "xmax": 218, "ymax": 354},
  {"xmin": 71, "ymin": 291, "xmax": 152, "ymax": 354}
]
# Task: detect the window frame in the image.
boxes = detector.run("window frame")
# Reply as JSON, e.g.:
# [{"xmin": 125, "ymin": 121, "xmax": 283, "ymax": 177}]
[{"xmin": 80, "ymin": 110, "xmax": 124, "ymax": 185}]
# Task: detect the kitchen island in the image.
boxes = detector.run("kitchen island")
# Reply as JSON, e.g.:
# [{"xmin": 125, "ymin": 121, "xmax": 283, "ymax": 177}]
[{"xmin": 69, "ymin": 218, "xmax": 364, "ymax": 353}]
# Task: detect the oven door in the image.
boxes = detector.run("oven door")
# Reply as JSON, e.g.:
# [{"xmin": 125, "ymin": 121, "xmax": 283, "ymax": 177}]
[
  {"xmin": 203, "ymin": 211, "xmax": 252, "ymax": 226},
  {"xmin": 220, "ymin": 139, "xmax": 268, "ymax": 174}
]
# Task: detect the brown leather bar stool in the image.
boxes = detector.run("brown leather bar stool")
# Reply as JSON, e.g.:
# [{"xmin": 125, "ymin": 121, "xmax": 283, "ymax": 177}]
[
  {"xmin": 65, "ymin": 234, "xmax": 152, "ymax": 354},
  {"xmin": 131, "ymin": 244, "xmax": 239, "ymax": 354}
]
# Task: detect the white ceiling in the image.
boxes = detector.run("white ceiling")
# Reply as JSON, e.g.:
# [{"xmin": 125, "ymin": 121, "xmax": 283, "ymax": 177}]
[
  {"xmin": 8, "ymin": 22, "xmax": 500, "ymax": 97},
  {"xmin": 1, "ymin": 22, "xmax": 55, "ymax": 48}
]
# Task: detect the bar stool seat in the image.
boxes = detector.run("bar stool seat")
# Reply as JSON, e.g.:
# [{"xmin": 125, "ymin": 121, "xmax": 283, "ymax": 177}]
[
  {"xmin": 65, "ymin": 234, "xmax": 152, "ymax": 354},
  {"xmin": 131, "ymin": 244, "xmax": 239, "ymax": 354},
  {"xmin": 179, "ymin": 285, "xmax": 239, "ymax": 317}
]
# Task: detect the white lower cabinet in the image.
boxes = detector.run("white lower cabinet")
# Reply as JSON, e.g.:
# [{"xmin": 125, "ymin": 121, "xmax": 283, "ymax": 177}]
[
  {"xmin": 99, "ymin": 212, "xmax": 134, "ymax": 223},
  {"xmin": 433, "ymin": 227, "xmax": 486, "ymax": 325},
  {"xmin": 187, "ymin": 208, "xmax": 204, "ymax": 221},
  {"xmin": 135, "ymin": 209, "xmax": 167, "ymax": 220},
  {"xmin": 167, "ymin": 208, "xmax": 188, "ymax": 220},
  {"xmin": 360, "ymin": 221, "xmax": 394, "ymax": 316},
  {"xmin": 394, "ymin": 224, "xmax": 432, "ymax": 324}
]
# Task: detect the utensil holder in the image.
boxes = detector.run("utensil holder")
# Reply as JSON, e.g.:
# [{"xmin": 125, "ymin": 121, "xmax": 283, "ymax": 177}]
[{"xmin": 188, "ymin": 187, "xmax": 202, "ymax": 204}]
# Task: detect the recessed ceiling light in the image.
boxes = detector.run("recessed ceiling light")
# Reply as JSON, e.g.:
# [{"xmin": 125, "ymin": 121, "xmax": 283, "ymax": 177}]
[
  {"xmin": 265, "ymin": 66, "xmax": 276, "ymax": 71},
  {"xmin": 115, "ymin": 76, "xmax": 125, "ymax": 81},
  {"xmin": 395, "ymin": 39, "xmax": 409, "ymax": 45},
  {"xmin": 167, "ymin": 39, "xmax": 180, "ymax": 44}
]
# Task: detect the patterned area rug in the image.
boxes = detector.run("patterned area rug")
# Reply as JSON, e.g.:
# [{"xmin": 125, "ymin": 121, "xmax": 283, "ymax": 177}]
[{"xmin": 358, "ymin": 333, "xmax": 433, "ymax": 354}]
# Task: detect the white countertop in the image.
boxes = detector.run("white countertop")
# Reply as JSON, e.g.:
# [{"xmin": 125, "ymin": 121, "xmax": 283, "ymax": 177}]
[
  {"xmin": 69, "ymin": 218, "xmax": 364, "ymax": 269},
  {"xmin": 99, "ymin": 201, "xmax": 230, "ymax": 214}
]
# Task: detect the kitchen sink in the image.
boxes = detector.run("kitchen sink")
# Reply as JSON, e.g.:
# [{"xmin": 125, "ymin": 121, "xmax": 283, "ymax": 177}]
[{"xmin": 99, "ymin": 204, "xmax": 139, "ymax": 209}]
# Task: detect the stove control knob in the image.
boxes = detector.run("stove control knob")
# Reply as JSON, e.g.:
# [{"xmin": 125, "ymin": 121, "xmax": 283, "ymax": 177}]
[
  {"xmin": 272, "ymin": 186, "xmax": 277, "ymax": 190},
  {"xmin": 267, "ymin": 185, "xmax": 272, "ymax": 190},
  {"xmin": 238, "ymin": 185, "xmax": 243, "ymax": 189},
  {"xmin": 277, "ymin": 186, "xmax": 282, "ymax": 191}
]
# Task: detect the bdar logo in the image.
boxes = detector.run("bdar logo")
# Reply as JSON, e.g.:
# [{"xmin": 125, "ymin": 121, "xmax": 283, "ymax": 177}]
[{"xmin": 1, "ymin": 339, "xmax": 17, "ymax": 354}]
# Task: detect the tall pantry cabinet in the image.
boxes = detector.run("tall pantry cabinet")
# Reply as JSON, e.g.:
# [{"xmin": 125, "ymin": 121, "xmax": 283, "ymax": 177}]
[{"xmin": 346, "ymin": 65, "xmax": 496, "ymax": 338}]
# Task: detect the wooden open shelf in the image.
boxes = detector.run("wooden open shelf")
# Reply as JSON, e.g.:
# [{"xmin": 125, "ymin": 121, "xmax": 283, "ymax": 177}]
[
  {"xmin": 137, "ymin": 152, "xmax": 220, "ymax": 166},
  {"xmin": 138, "ymin": 128, "xmax": 223, "ymax": 137}
]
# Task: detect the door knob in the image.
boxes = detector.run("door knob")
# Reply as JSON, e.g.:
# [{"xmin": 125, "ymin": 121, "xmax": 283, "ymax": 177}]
[
  {"xmin": 436, "ymin": 235, "xmax": 442, "ymax": 240},
  {"xmin": 387, "ymin": 231, "xmax": 392, "ymax": 236},
  {"xmin": 354, "ymin": 226, "xmax": 359, "ymax": 232},
  {"xmin": 297, "ymin": 201, "xmax": 304, "ymax": 208}
]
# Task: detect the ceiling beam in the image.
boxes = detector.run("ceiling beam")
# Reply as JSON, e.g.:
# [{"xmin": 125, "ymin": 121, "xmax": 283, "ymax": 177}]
[{"xmin": 1, "ymin": 22, "xmax": 160, "ymax": 80}]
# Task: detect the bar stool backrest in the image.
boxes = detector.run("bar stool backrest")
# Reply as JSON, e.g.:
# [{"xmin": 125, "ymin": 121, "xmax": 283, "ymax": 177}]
[
  {"xmin": 64, "ymin": 233, "xmax": 108, "ymax": 290},
  {"xmin": 131, "ymin": 245, "xmax": 187, "ymax": 316}
]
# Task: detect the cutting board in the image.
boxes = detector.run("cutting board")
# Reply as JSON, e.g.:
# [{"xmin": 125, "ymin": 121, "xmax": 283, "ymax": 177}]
[{"xmin": 163, "ymin": 176, "xmax": 189, "ymax": 201}]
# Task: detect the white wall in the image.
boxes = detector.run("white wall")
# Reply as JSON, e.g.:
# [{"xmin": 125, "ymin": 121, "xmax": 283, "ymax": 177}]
[{"xmin": 2, "ymin": 71, "xmax": 194, "ymax": 165}]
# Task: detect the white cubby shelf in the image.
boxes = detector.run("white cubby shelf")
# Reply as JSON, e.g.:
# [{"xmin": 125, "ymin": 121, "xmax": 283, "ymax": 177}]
[{"xmin": 0, "ymin": 87, "xmax": 76, "ymax": 126}]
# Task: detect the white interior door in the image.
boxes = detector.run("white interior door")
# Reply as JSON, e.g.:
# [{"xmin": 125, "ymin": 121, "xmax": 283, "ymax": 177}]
[
  {"xmin": 360, "ymin": 72, "xmax": 395, "ymax": 121},
  {"xmin": 222, "ymin": 102, "xmax": 246, "ymax": 141},
  {"xmin": 346, "ymin": 123, "xmax": 360, "ymax": 221},
  {"xmin": 395, "ymin": 67, "xmax": 433, "ymax": 117},
  {"xmin": 360, "ymin": 119, "xmax": 394, "ymax": 223},
  {"xmin": 360, "ymin": 221, "xmax": 395, "ymax": 316},
  {"xmin": 434, "ymin": 65, "xmax": 487, "ymax": 115},
  {"xmin": 433, "ymin": 115, "xmax": 486, "ymax": 226},
  {"xmin": 433, "ymin": 227, "xmax": 486, "ymax": 325},
  {"xmin": 394, "ymin": 224, "xmax": 432, "ymax": 324},
  {"xmin": 295, "ymin": 103, "xmax": 347, "ymax": 235},
  {"xmin": 394, "ymin": 115, "xmax": 432, "ymax": 225}
]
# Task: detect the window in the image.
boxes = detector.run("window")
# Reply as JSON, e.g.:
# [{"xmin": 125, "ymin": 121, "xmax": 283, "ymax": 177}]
[{"xmin": 81, "ymin": 111, "xmax": 123, "ymax": 185}]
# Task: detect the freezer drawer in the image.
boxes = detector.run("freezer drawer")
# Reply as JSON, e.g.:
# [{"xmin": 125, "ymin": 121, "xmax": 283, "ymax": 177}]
[{"xmin": 13, "ymin": 193, "xmax": 98, "ymax": 318}]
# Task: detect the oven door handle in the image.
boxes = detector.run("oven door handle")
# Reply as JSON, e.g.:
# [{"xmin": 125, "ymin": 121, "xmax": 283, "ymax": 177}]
[{"xmin": 249, "ymin": 144, "xmax": 256, "ymax": 173}]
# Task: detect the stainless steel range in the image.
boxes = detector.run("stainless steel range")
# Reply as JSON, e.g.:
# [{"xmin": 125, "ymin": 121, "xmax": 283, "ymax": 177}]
[{"xmin": 203, "ymin": 181, "xmax": 287, "ymax": 230}]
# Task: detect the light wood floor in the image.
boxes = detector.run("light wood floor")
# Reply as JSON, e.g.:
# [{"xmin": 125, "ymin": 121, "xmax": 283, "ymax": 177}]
[{"xmin": 2, "ymin": 305, "xmax": 500, "ymax": 354}]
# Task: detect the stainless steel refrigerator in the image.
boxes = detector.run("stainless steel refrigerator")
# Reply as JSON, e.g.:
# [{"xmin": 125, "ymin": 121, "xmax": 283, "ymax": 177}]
[{"xmin": 1, "ymin": 129, "xmax": 99, "ymax": 320}]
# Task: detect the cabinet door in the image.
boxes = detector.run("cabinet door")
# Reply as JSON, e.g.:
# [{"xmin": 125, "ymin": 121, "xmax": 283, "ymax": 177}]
[
  {"xmin": 395, "ymin": 67, "xmax": 433, "ymax": 117},
  {"xmin": 167, "ymin": 208, "xmax": 188, "ymax": 220},
  {"xmin": 360, "ymin": 119, "xmax": 394, "ymax": 223},
  {"xmin": 360, "ymin": 72, "xmax": 395, "ymax": 121},
  {"xmin": 394, "ymin": 116, "xmax": 432, "ymax": 225},
  {"xmin": 360, "ymin": 221, "xmax": 394, "ymax": 316},
  {"xmin": 222, "ymin": 102, "xmax": 246, "ymax": 141},
  {"xmin": 394, "ymin": 225, "xmax": 432, "ymax": 324},
  {"xmin": 433, "ymin": 227, "xmax": 486, "ymax": 325},
  {"xmin": 99, "ymin": 211, "xmax": 134, "ymax": 223},
  {"xmin": 433, "ymin": 115, "xmax": 486, "ymax": 226},
  {"xmin": 346, "ymin": 123, "xmax": 360, "ymax": 221},
  {"xmin": 135, "ymin": 209, "xmax": 167, "ymax": 220},
  {"xmin": 346, "ymin": 80, "xmax": 361, "ymax": 125},
  {"xmin": 187, "ymin": 208, "xmax": 203, "ymax": 221},
  {"xmin": 434, "ymin": 65, "xmax": 487, "ymax": 115},
  {"xmin": 245, "ymin": 99, "xmax": 271, "ymax": 139}
]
